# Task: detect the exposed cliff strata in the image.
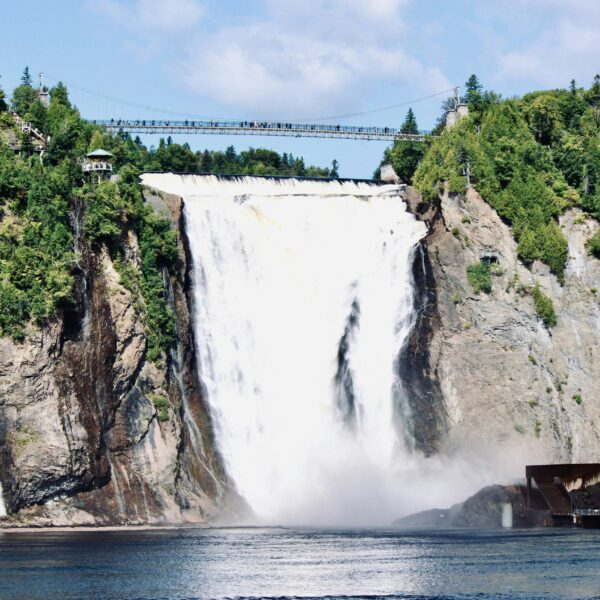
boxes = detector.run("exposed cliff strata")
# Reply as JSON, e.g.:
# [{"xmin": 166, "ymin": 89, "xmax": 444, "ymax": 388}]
[
  {"xmin": 0, "ymin": 189, "xmax": 232, "ymax": 527},
  {"xmin": 404, "ymin": 185, "xmax": 600, "ymax": 463}
]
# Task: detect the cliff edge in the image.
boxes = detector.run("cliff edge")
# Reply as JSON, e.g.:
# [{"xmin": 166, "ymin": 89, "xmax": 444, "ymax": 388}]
[{"xmin": 403, "ymin": 185, "xmax": 600, "ymax": 463}]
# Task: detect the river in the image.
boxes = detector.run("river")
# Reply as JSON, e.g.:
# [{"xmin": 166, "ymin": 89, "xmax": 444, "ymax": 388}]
[{"xmin": 0, "ymin": 527, "xmax": 598, "ymax": 599}]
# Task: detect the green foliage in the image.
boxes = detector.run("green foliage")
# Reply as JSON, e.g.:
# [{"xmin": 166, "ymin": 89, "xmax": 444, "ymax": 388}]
[
  {"xmin": 463, "ymin": 74, "xmax": 502, "ymax": 125},
  {"xmin": 21, "ymin": 67, "xmax": 32, "ymax": 86},
  {"xmin": 410, "ymin": 75, "xmax": 600, "ymax": 280},
  {"xmin": 587, "ymin": 230, "xmax": 600, "ymax": 258},
  {"xmin": 532, "ymin": 283, "xmax": 557, "ymax": 328},
  {"xmin": 413, "ymin": 97, "xmax": 571, "ymax": 280},
  {"xmin": 573, "ymin": 394, "xmax": 583, "ymax": 405},
  {"xmin": 0, "ymin": 69, "xmax": 339, "ymax": 353},
  {"xmin": 148, "ymin": 393, "xmax": 170, "ymax": 422},
  {"xmin": 0, "ymin": 85, "xmax": 7, "ymax": 113},
  {"xmin": 11, "ymin": 84, "xmax": 38, "ymax": 116},
  {"xmin": 84, "ymin": 168, "xmax": 178, "ymax": 363},
  {"xmin": 142, "ymin": 140, "xmax": 336, "ymax": 178},
  {"xmin": 380, "ymin": 108, "xmax": 425, "ymax": 184},
  {"xmin": 0, "ymin": 146, "xmax": 75, "ymax": 339},
  {"xmin": 467, "ymin": 260, "xmax": 492, "ymax": 294},
  {"xmin": 413, "ymin": 118, "xmax": 497, "ymax": 202}
]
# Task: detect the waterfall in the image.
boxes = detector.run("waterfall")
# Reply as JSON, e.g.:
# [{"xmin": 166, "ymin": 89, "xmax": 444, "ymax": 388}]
[
  {"xmin": 0, "ymin": 481, "xmax": 6, "ymax": 517},
  {"xmin": 141, "ymin": 174, "xmax": 429, "ymax": 525}
]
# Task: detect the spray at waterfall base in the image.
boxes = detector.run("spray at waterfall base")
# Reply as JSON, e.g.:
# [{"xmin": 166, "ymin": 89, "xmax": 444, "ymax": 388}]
[{"xmin": 142, "ymin": 174, "xmax": 527, "ymax": 526}]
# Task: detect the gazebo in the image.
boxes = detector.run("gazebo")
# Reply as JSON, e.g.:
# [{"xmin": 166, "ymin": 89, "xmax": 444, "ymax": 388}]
[{"xmin": 82, "ymin": 149, "xmax": 113, "ymax": 181}]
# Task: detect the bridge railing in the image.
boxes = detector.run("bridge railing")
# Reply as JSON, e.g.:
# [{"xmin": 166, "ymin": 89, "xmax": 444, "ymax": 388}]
[{"xmin": 91, "ymin": 118, "xmax": 434, "ymax": 142}]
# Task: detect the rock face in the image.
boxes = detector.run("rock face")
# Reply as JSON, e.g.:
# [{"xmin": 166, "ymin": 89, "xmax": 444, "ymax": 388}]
[
  {"xmin": 393, "ymin": 484, "xmax": 550, "ymax": 529},
  {"xmin": 402, "ymin": 185, "xmax": 600, "ymax": 465},
  {"xmin": 1, "ymin": 178, "xmax": 599, "ymax": 527},
  {"xmin": 0, "ymin": 190, "xmax": 233, "ymax": 527}
]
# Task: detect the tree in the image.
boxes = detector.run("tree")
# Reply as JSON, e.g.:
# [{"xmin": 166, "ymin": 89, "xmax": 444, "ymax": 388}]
[
  {"xmin": 330, "ymin": 159, "xmax": 339, "ymax": 178},
  {"xmin": 464, "ymin": 74, "xmax": 501, "ymax": 125},
  {"xmin": 200, "ymin": 149, "xmax": 213, "ymax": 173},
  {"xmin": 49, "ymin": 82, "xmax": 70, "ymax": 107},
  {"xmin": 11, "ymin": 84, "xmax": 37, "ymax": 115},
  {"xmin": 21, "ymin": 67, "xmax": 32, "ymax": 87},
  {"xmin": 521, "ymin": 93, "xmax": 563, "ymax": 145},
  {"xmin": 465, "ymin": 74, "xmax": 483, "ymax": 109},
  {"xmin": 400, "ymin": 107, "xmax": 418, "ymax": 134},
  {"xmin": 432, "ymin": 96, "xmax": 457, "ymax": 135},
  {"xmin": 386, "ymin": 108, "xmax": 425, "ymax": 183},
  {"xmin": 0, "ymin": 84, "xmax": 7, "ymax": 112},
  {"xmin": 587, "ymin": 74, "xmax": 600, "ymax": 106},
  {"xmin": 28, "ymin": 100, "xmax": 48, "ymax": 132}
]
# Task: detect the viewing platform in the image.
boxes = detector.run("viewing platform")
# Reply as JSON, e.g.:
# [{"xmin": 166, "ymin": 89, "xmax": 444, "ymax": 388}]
[
  {"xmin": 526, "ymin": 463, "xmax": 600, "ymax": 528},
  {"xmin": 82, "ymin": 148, "xmax": 113, "ymax": 181}
]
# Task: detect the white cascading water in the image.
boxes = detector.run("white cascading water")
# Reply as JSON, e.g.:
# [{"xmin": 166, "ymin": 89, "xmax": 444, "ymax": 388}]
[
  {"xmin": 141, "ymin": 174, "xmax": 498, "ymax": 526},
  {"xmin": 0, "ymin": 483, "xmax": 6, "ymax": 517}
]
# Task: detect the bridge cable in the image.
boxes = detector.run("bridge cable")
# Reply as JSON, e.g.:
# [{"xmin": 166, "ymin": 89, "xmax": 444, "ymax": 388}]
[
  {"xmin": 293, "ymin": 88, "xmax": 456, "ymax": 122},
  {"xmin": 44, "ymin": 73, "xmax": 455, "ymax": 123}
]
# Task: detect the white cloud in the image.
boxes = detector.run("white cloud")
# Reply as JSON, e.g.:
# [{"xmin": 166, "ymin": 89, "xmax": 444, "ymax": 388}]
[
  {"xmin": 492, "ymin": 1, "xmax": 600, "ymax": 88},
  {"xmin": 176, "ymin": 0, "xmax": 450, "ymax": 118},
  {"xmin": 90, "ymin": 0, "xmax": 204, "ymax": 34}
]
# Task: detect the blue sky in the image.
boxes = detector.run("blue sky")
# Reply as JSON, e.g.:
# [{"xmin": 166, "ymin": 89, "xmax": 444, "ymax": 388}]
[{"xmin": 1, "ymin": 0, "xmax": 599, "ymax": 178}]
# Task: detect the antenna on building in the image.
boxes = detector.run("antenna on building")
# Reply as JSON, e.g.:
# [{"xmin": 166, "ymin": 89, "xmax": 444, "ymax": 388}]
[
  {"xmin": 446, "ymin": 86, "xmax": 469, "ymax": 129},
  {"xmin": 453, "ymin": 86, "xmax": 461, "ymax": 110},
  {"xmin": 38, "ymin": 72, "xmax": 49, "ymax": 107}
]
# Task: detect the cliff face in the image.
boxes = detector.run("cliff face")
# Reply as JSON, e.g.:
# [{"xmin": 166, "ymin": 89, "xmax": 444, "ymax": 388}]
[
  {"xmin": 403, "ymin": 186, "xmax": 600, "ymax": 464},
  {"xmin": 0, "ymin": 191, "xmax": 232, "ymax": 527},
  {"xmin": 2, "ymin": 180, "xmax": 599, "ymax": 526}
]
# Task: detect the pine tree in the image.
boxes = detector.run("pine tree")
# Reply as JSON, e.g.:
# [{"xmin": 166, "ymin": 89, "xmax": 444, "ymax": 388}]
[
  {"xmin": 49, "ymin": 82, "xmax": 70, "ymax": 107},
  {"xmin": 587, "ymin": 74, "xmax": 600, "ymax": 107},
  {"xmin": 0, "ymin": 84, "xmax": 7, "ymax": 112},
  {"xmin": 400, "ymin": 108, "xmax": 418, "ymax": 134},
  {"xmin": 330, "ymin": 159, "xmax": 339, "ymax": 178},
  {"xmin": 465, "ymin": 74, "xmax": 483, "ymax": 111},
  {"xmin": 386, "ymin": 108, "xmax": 425, "ymax": 183},
  {"xmin": 200, "ymin": 149, "xmax": 213, "ymax": 173},
  {"xmin": 21, "ymin": 66, "xmax": 32, "ymax": 87}
]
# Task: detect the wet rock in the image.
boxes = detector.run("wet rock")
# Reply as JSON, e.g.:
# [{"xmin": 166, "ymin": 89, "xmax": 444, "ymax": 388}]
[
  {"xmin": 394, "ymin": 484, "xmax": 550, "ymax": 529},
  {"xmin": 0, "ymin": 189, "xmax": 233, "ymax": 527}
]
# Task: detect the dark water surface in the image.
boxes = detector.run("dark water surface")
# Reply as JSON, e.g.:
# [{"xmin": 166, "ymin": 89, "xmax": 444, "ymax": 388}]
[{"xmin": 0, "ymin": 527, "xmax": 599, "ymax": 600}]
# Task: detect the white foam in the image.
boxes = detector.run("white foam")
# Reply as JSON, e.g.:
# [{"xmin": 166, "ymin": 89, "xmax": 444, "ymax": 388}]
[
  {"xmin": 0, "ymin": 481, "xmax": 7, "ymax": 517},
  {"xmin": 142, "ymin": 174, "xmax": 511, "ymax": 525}
]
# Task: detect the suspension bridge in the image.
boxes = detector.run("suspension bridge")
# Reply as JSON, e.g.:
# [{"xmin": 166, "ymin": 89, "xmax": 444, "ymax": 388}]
[{"xmin": 92, "ymin": 118, "xmax": 434, "ymax": 142}]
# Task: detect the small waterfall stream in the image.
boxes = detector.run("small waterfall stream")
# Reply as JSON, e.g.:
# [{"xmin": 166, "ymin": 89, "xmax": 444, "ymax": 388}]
[
  {"xmin": 0, "ymin": 482, "xmax": 6, "ymax": 517},
  {"xmin": 142, "ymin": 174, "xmax": 429, "ymax": 525},
  {"xmin": 164, "ymin": 269, "xmax": 225, "ymax": 500}
]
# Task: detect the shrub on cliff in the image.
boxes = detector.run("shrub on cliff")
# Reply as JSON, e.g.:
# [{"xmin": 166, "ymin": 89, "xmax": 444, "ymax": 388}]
[
  {"xmin": 532, "ymin": 283, "xmax": 557, "ymax": 328},
  {"xmin": 467, "ymin": 261, "xmax": 492, "ymax": 294},
  {"xmin": 84, "ymin": 166, "xmax": 178, "ymax": 363},
  {"xmin": 0, "ymin": 146, "xmax": 75, "ymax": 340},
  {"xmin": 412, "ymin": 95, "xmax": 573, "ymax": 281},
  {"xmin": 588, "ymin": 230, "xmax": 600, "ymax": 259}
]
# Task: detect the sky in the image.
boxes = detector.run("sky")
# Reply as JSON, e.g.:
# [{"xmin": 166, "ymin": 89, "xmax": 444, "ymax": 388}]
[{"xmin": 1, "ymin": 0, "xmax": 600, "ymax": 178}]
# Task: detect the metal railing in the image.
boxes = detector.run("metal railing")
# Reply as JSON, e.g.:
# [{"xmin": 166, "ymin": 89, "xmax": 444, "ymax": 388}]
[{"xmin": 92, "ymin": 118, "xmax": 435, "ymax": 142}]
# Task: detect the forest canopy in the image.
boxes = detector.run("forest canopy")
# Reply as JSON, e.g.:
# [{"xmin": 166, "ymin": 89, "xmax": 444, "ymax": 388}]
[
  {"xmin": 0, "ymin": 68, "xmax": 338, "ymax": 344},
  {"xmin": 387, "ymin": 74, "xmax": 600, "ymax": 281}
]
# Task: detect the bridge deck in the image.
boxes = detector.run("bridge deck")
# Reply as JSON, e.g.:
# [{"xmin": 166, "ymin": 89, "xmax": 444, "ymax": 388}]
[{"xmin": 94, "ymin": 119, "xmax": 434, "ymax": 142}]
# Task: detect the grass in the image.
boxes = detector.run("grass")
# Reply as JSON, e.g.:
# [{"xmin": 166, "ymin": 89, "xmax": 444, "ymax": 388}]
[
  {"xmin": 148, "ymin": 393, "xmax": 170, "ymax": 422},
  {"xmin": 532, "ymin": 283, "xmax": 557, "ymax": 328},
  {"xmin": 467, "ymin": 260, "xmax": 492, "ymax": 294}
]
